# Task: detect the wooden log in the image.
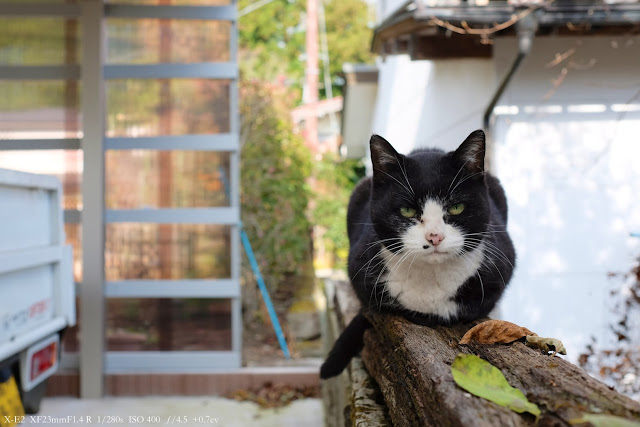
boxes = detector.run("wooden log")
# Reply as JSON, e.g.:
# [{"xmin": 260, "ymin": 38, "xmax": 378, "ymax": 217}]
[
  {"xmin": 322, "ymin": 280, "xmax": 391, "ymax": 427},
  {"xmin": 350, "ymin": 357, "xmax": 390, "ymax": 427},
  {"xmin": 362, "ymin": 312, "xmax": 640, "ymax": 427},
  {"xmin": 321, "ymin": 280, "xmax": 351, "ymax": 427}
]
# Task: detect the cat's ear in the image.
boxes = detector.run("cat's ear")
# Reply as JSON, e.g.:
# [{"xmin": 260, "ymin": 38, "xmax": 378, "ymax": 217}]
[
  {"xmin": 370, "ymin": 134, "xmax": 402, "ymax": 177},
  {"xmin": 454, "ymin": 130, "xmax": 485, "ymax": 174}
]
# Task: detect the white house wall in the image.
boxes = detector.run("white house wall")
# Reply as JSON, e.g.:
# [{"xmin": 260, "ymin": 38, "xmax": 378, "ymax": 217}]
[
  {"xmin": 370, "ymin": 54, "xmax": 494, "ymax": 154},
  {"xmin": 492, "ymin": 35, "xmax": 640, "ymax": 359},
  {"xmin": 343, "ymin": 81, "xmax": 378, "ymax": 159}
]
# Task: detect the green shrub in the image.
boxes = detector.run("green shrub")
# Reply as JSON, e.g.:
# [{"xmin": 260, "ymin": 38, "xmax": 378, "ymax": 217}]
[
  {"xmin": 312, "ymin": 154, "xmax": 365, "ymax": 270},
  {"xmin": 240, "ymin": 80, "xmax": 313, "ymax": 291}
]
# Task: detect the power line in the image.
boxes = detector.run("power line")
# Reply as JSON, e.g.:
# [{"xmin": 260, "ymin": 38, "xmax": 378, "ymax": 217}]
[
  {"xmin": 317, "ymin": 0, "xmax": 339, "ymax": 133},
  {"xmin": 318, "ymin": 0, "xmax": 332, "ymax": 99},
  {"xmin": 238, "ymin": 0, "xmax": 277, "ymax": 18}
]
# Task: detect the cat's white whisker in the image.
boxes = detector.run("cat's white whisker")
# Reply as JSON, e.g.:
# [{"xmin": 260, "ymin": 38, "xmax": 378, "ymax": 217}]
[
  {"xmin": 372, "ymin": 250, "xmax": 403, "ymax": 309},
  {"xmin": 353, "ymin": 252, "xmax": 382, "ymax": 279},
  {"xmin": 353, "ymin": 241, "xmax": 405, "ymax": 280},
  {"xmin": 392, "ymin": 249, "xmax": 414, "ymax": 271},
  {"xmin": 379, "ymin": 170, "xmax": 415, "ymax": 200},
  {"xmin": 396, "ymin": 155, "xmax": 416, "ymax": 198},
  {"xmin": 466, "ymin": 248, "xmax": 512, "ymax": 288},
  {"xmin": 364, "ymin": 254, "xmax": 393, "ymax": 278},
  {"xmin": 464, "ymin": 230, "xmax": 510, "ymax": 236},
  {"xmin": 476, "ymin": 270, "xmax": 485, "ymax": 306},
  {"xmin": 447, "ymin": 158, "xmax": 472, "ymax": 196},
  {"xmin": 457, "ymin": 250, "xmax": 485, "ymax": 305},
  {"xmin": 366, "ymin": 237, "xmax": 402, "ymax": 248},
  {"xmin": 449, "ymin": 170, "xmax": 485, "ymax": 197},
  {"xmin": 464, "ymin": 240, "xmax": 511, "ymax": 268},
  {"xmin": 482, "ymin": 256, "xmax": 507, "ymax": 290},
  {"xmin": 464, "ymin": 238, "xmax": 514, "ymax": 269}
]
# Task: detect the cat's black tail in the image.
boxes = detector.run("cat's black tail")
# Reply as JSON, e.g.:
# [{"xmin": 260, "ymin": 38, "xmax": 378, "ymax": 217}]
[{"xmin": 320, "ymin": 313, "xmax": 372, "ymax": 379}]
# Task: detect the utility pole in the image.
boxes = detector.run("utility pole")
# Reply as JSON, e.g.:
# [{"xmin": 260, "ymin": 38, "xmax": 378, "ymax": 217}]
[{"xmin": 304, "ymin": 0, "xmax": 319, "ymax": 152}]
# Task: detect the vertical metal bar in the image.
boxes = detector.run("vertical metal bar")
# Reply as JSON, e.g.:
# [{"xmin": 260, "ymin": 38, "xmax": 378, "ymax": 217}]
[
  {"xmin": 50, "ymin": 182, "xmax": 64, "ymax": 246},
  {"xmin": 157, "ymin": 3, "xmax": 174, "ymax": 352},
  {"xmin": 231, "ymin": 223, "xmax": 242, "ymax": 356},
  {"xmin": 80, "ymin": 0, "xmax": 105, "ymax": 399},
  {"xmin": 229, "ymin": 0, "xmax": 242, "ymax": 358},
  {"xmin": 51, "ymin": 184, "xmax": 63, "ymax": 319}
]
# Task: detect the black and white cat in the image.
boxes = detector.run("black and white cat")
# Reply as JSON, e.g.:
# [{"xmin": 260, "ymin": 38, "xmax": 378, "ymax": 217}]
[{"xmin": 320, "ymin": 130, "xmax": 516, "ymax": 379}]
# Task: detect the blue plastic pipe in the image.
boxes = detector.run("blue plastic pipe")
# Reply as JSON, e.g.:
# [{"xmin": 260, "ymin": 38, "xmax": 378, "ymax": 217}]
[
  {"xmin": 218, "ymin": 166, "xmax": 291, "ymax": 359},
  {"xmin": 240, "ymin": 227, "xmax": 292, "ymax": 359}
]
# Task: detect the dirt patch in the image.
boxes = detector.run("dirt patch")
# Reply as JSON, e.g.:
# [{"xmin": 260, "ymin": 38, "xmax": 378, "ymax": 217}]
[
  {"xmin": 227, "ymin": 382, "xmax": 320, "ymax": 408},
  {"xmin": 242, "ymin": 273, "xmax": 324, "ymax": 366}
]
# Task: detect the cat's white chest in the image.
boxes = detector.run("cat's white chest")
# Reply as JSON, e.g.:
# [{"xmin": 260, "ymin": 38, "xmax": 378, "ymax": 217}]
[{"xmin": 381, "ymin": 245, "xmax": 485, "ymax": 320}]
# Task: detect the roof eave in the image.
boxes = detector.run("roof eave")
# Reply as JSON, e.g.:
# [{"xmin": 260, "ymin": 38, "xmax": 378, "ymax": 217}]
[{"xmin": 372, "ymin": 1, "xmax": 640, "ymax": 57}]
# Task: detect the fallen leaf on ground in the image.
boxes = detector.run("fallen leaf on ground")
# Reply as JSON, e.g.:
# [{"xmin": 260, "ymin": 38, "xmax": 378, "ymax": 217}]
[
  {"xmin": 451, "ymin": 353, "xmax": 541, "ymax": 417},
  {"xmin": 459, "ymin": 320, "xmax": 536, "ymax": 345},
  {"xmin": 227, "ymin": 382, "xmax": 320, "ymax": 408}
]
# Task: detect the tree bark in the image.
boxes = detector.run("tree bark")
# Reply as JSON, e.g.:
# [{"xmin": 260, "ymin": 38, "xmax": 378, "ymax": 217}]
[
  {"xmin": 362, "ymin": 312, "xmax": 640, "ymax": 427},
  {"xmin": 322, "ymin": 280, "xmax": 391, "ymax": 427}
]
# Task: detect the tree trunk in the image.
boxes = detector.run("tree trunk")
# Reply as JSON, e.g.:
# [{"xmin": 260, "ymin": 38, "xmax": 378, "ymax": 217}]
[{"xmin": 361, "ymin": 312, "xmax": 640, "ymax": 427}]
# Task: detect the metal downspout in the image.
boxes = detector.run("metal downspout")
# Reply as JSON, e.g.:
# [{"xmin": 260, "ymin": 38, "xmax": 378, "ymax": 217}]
[
  {"xmin": 483, "ymin": 12, "xmax": 538, "ymax": 129},
  {"xmin": 483, "ymin": 12, "xmax": 538, "ymax": 168}
]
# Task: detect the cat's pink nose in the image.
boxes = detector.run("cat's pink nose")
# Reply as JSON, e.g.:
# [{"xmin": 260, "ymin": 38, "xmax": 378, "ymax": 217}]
[{"xmin": 427, "ymin": 233, "xmax": 445, "ymax": 246}]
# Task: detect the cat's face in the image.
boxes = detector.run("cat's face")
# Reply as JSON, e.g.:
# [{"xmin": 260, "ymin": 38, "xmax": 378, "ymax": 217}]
[{"xmin": 369, "ymin": 131, "xmax": 490, "ymax": 264}]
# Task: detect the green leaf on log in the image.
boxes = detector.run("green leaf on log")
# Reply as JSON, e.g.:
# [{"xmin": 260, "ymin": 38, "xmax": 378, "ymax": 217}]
[
  {"xmin": 451, "ymin": 353, "xmax": 541, "ymax": 417},
  {"xmin": 569, "ymin": 414, "xmax": 640, "ymax": 427}
]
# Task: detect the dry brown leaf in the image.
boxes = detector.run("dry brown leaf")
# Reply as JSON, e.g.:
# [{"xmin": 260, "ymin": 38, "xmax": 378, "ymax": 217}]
[
  {"xmin": 525, "ymin": 336, "xmax": 567, "ymax": 355},
  {"xmin": 459, "ymin": 320, "xmax": 537, "ymax": 345},
  {"xmin": 226, "ymin": 383, "xmax": 321, "ymax": 408}
]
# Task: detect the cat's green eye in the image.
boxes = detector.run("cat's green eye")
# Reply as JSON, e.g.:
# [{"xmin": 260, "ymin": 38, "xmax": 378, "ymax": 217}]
[
  {"xmin": 400, "ymin": 207, "xmax": 417, "ymax": 218},
  {"xmin": 448, "ymin": 203, "xmax": 465, "ymax": 215}
]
